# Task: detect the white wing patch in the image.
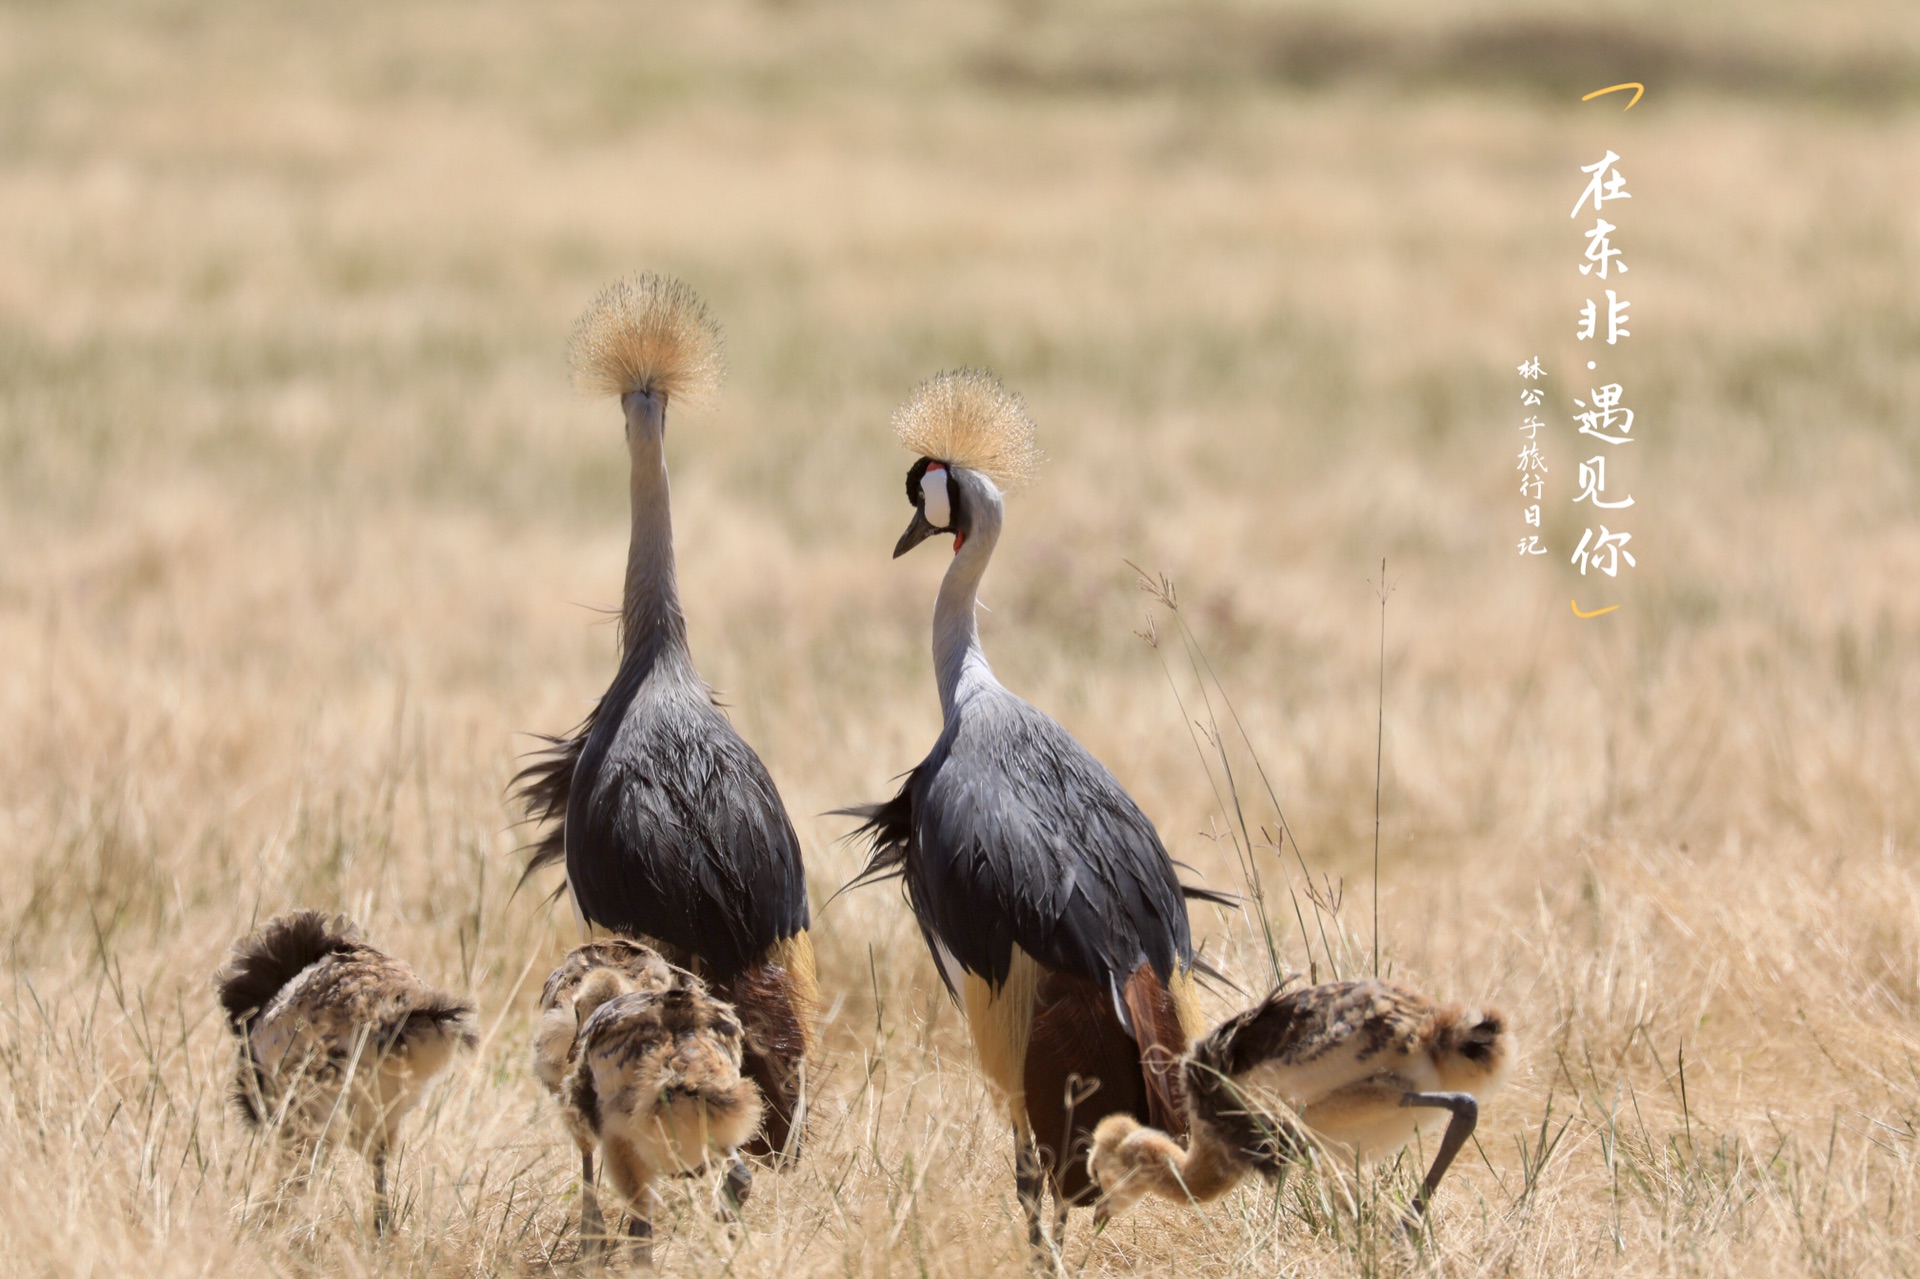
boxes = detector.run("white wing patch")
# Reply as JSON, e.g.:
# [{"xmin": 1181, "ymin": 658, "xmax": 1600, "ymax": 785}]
[
  {"xmin": 932, "ymin": 936, "xmax": 967, "ymax": 996},
  {"xmin": 921, "ymin": 465, "xmax": 951, "ymax": 529}
]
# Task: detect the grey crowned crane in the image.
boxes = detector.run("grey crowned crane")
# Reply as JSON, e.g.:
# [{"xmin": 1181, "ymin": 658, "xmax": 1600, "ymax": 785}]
[
  {"xmin": 517, "ymin": 274, "xmax": 815, "ymax": 1160},
  {"xmin": 214, "ymin": 910, "xmax": 477, "ymax": 1234},
  {"xmin": 842, "ymin": 370, "xmax": 1222, "ymax": 1249},
  {"xmin": 1087, "ymin": 976, "xmax": 1514, "ymax": 1227}
]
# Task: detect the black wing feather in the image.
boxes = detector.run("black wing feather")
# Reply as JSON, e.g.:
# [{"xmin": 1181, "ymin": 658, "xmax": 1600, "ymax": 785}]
[
  {"xmin": 843, "ymin": 687, "xmax": 1195, "ymax": 1002},
  {"xmin": 835, "ymin": 767, "xmax": 962, "ymax": 998},
  {"xmin": 511, "ymin": 727, "xmax": 588, "ymax": 897},
  {"xmin": 561, "ymin": 645, "xmax": 809, "ymax": 982}
]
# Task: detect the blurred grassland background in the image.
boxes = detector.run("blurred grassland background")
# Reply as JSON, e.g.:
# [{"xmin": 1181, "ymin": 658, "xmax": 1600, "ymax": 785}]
[{"xmin": 4, "ymin": 1, "xmax": 1920, "ymax": 1275}]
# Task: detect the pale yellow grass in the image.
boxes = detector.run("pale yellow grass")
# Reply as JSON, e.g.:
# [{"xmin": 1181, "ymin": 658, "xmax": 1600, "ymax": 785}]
[{"xmin": 3, "ymin": 2, "xmax": 1919, "ymax": 1276}]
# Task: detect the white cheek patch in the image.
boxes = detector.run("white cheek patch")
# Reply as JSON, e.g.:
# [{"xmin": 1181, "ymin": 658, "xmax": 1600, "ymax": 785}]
[{"xmin": 921, "ymin": 466, "xmax": 952, "ymax": 528}]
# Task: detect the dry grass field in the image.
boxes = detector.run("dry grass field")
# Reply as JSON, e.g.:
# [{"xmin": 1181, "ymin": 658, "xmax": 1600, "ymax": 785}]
[{"xmin": 4, "ymin": 2, "xmax": 1920, "ymax": 1275}]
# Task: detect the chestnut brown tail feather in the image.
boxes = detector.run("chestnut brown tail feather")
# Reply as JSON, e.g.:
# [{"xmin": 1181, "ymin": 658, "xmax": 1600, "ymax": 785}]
[
  {"xmin": 1122, "ymin": 964, "xmax": 1193, "ymax": 1139},
  {"xmin": 1022, "ymin": 970, "xmax": 1151, "ymax": 1203},
  {"xmin": 723, "ymin": 949, "xmax": 813, "ymax": 1161}
]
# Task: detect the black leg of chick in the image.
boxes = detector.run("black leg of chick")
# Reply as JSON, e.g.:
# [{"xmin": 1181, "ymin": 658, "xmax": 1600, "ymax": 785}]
[
  {"xmin": 718, "ymin": 1156, "xmax": 753, "ymax": 1219},
  {"xmin": 579, "ymin": 1151, "xmax": 607, "ymax": 1255},
  {"xmin": 627, "ymin": 1210, "xmax": 653, "ymax": 1266},
  {"xmin": 1398, "ymin": 1091, "xmax": 1479, "ymax": 1224}
]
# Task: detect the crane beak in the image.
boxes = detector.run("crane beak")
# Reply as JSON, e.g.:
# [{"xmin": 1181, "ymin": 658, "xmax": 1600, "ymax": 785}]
[{"xmin": 892, "ymin": 508, "xmax": 939, "ymax": 558}]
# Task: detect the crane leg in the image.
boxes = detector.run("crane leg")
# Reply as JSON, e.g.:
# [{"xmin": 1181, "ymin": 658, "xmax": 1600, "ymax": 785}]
[
  {"xmin": 1015, "ymin": 1132, "xmax": 1047, "ymax": 1252},
  {"xmin": 1397, "ymin": 1091, "xmax": 1479, "ymax": 1223}
]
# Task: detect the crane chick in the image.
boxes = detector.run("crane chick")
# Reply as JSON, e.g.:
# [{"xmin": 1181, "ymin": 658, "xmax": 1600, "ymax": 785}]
[
  {"xmin": 560, "ymin": 958, "xmax": 763, "ymax": 1262},
  {"xmin": 214, "ymin": 910, "xmax": 477, "ymax": 1233},
  {"xmin": 533, "ymin": 939, "xmax": 679, "ymax": 1249},
  {"xmin": 1089, "ymin": 977, "xmax": 1513, "ymax": 1227}
]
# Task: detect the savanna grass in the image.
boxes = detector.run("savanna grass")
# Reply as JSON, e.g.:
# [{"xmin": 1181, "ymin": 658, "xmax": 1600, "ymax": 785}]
[{"xmin": 3, "ymin": 1, "xmax": 1919, "ymax": 1275}]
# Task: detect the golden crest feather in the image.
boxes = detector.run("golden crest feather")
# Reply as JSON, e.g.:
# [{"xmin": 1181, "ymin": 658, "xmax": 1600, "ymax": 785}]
[
  {"xmin": 569, "ymin": 272, "xmax": 726, "ymax": 404},
  {"xmin": 891, "ymin": 369, "xmax": 1041, "ymax": 490}
]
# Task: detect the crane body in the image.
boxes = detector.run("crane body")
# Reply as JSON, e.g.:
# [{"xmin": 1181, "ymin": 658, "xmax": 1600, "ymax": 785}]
[
  {"xmin": 520, "ymin": 276, "xmax": 815, "ymax": 1159},
  {"xmin": 846, "ymin": 372, "xmax": 1212, "ymax": 1246}
]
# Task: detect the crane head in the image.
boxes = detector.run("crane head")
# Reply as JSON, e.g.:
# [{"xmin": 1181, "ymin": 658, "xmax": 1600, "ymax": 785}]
[
  {"xmin": 887, "ymin": 368, "xmax": 1035, "ymax": 557},
  {"xmin": 894, "ymin": 456, "xmax": 967, "ymax": 557}
]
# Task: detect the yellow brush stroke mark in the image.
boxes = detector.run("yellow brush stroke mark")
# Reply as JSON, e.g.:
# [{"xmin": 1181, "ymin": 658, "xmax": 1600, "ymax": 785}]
[
  {"xmin": 1582, "ymin": 82, "xmax": 1645, "ymax": 110},
  {"xmin": 1572, "ymin": 599, "xmax": 1622, "ymax": 619}
]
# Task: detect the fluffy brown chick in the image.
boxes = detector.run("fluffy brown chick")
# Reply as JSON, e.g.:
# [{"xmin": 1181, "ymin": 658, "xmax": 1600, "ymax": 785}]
[
  {"xmin": 214, "ymin": 910, "xmax": 477, "ymax": 1233},
  {"xmin": 539, "ymin": 943, "xmax": 763, "ymax": 1260},
  {"xmin": 533, "ymin": 939, "xmax": 679, "ymax": 1248},
  {"xmin": 1089, "ymin": 977, "xmax": 1514, "ymax": 1227}
]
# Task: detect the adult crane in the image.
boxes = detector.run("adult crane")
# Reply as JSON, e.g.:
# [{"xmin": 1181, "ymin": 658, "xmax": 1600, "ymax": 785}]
[
  {"xmin": 517, "ymin": 274, "xmax": 814, "ymax": 1158},
  {"xmin": 842, "ymin": 369, "xmax": 1222, "ymax": 1248}
]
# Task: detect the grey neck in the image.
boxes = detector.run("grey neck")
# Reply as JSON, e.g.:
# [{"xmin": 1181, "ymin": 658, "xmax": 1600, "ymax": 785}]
[
  {"xmin": 932, "ymin": 471, "xmax": 1005, "ymax": 719},
  {"xmin": 619, "ymin": 391, "xmax": 688, "ymax": 658}
]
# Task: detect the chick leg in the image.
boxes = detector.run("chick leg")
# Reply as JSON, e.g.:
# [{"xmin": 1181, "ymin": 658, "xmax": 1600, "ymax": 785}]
[
  {"xmin": 716, "ymin": 1154, "xmax": 753, "ymax": 1221},
  {"xmin": 1398, "ymin": 1091, "xmax": 1479, "ymax": 1221},
  {"xmin": 578, "ymin": 1149, "xmax": 608, "ymax": 1255},
  {"xmin": 626, "ymin": 1212, "xmax": 653, "ymax": 1267},
  {"xmin": 371, "ymin": 1147, "xmax": 392, "ymax": 1236},
  {"xmin": 601, "ymin": 1137, "xmax": 657, "ymax": 1266}
]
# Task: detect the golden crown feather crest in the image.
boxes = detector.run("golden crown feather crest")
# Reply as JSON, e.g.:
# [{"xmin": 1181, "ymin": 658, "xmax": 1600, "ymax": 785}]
[
  {"xmin": 891, "ymin": 368, "xmax": 1042, "ymax": 491},
  {"xmin": 569, "ymin": 272, "xmax": 727, "ymax": 404}
]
